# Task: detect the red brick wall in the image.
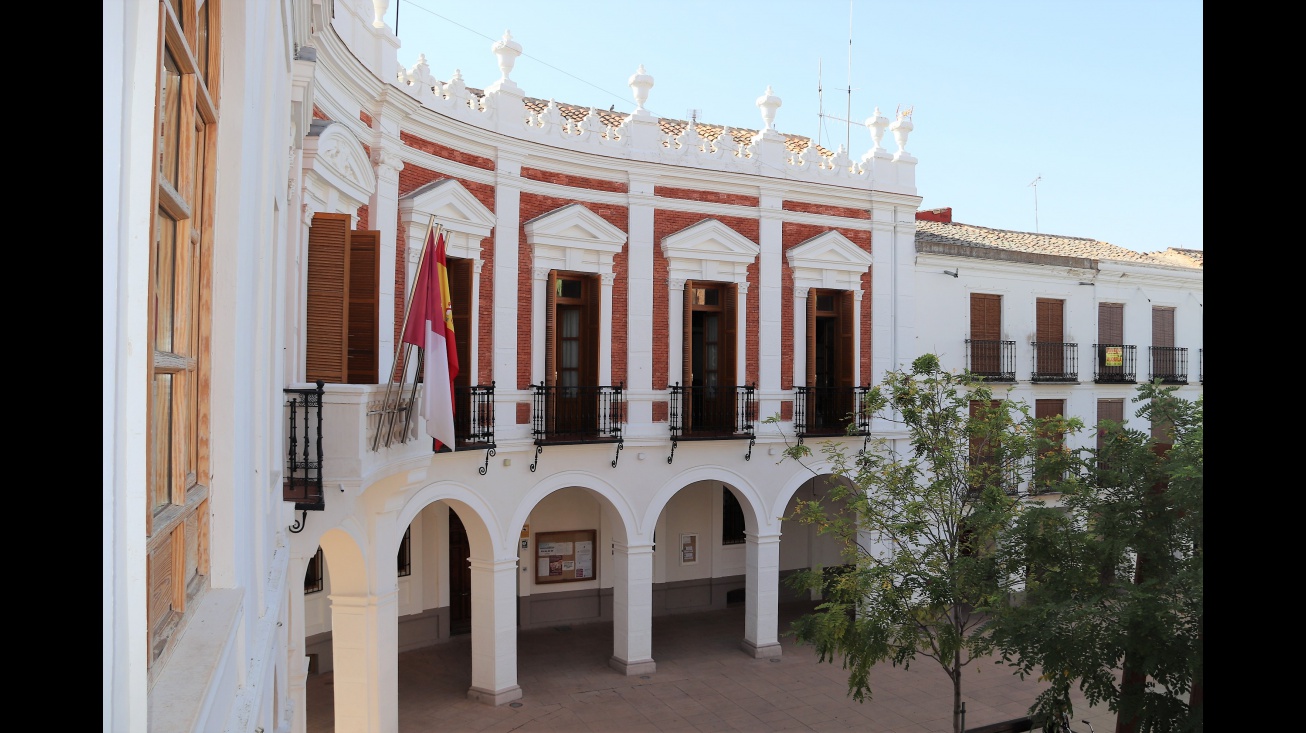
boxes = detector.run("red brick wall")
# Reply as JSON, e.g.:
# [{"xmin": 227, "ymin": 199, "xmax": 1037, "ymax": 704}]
[
  {"xmin": 522, "ymin": 167, "xmax": 628, "ymax": 193},
  {"xmin": 783, "ymin": 200, "xmax": 870, "ymax": 219},
  {"xmin": 400, "ymin": 130, "xmax": 496, "ymax": 170},
  {"xmin": 516, "ymin": 401, "xmax": 531, "ymax": 425},
  {"xmin": 652, "ymin": 401, "xmax": 667, "ymax": 423},
  {"xmin": 655, "ymin": 186, "xmax": 759, "ymax": 208},
  {"xmin": 312, "ymin": 106, "xmax": 329, "ymax": 121},
  {"xmin": 392, "ymin": 157, "xmax": 498, "ymax": 383},
  {"xmin": 916, "ymin": 207, "xmax": 952, "ymax": 223},
  {"xmin": 360, "ymin": 110, "xmax": 373, "ymax": 127},
  {"xmin": 517, "ymin": 195, "xmax": 629, "ymax": 390},
  {"xmin": 782, "ymin": 222, "xmax": 873, "ymax": 387}
]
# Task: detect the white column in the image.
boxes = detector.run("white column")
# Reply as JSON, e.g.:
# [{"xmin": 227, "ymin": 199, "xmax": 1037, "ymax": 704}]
[
  {"xmin": 793, "ymin": 287, "xmax": 809, "ymax": 387},
  {"xmin": 530, "ymin": 268, "xmax": 549, "ymax": 385},
  {"xmin": 737, "ymin": 282, "xmax": 750, "ymax": 386},
  {"xmin": 288, "ymin": 555, "xmax": 309, "ymax": 733},
  {"xmin": 471, "ymin": 259, "xmax": 484, "ymax": 381},
  {"xmin": 600, "ymin": 272, "xmax": 614, "ymax": 386},
  {"xmin": 493, "ymin": 154, "xmax": 523, "ymax": 431},
  {"xmin": 627, "ymin": 176, "xmax": 655, "ymax": 423},
  {"xmin": 870, "ymin": 209, "xmax": 897, "ymax": 390},
  {"xmin": 892, "ymin": 207, "xmax": 918, "ymax": 378},
  {"xmin": 328, "ymin": 590, "xmax": 399, "ymax": 733},
  {"xmin": 758, "ymin": 191, "xmax": 784, "ymax": 417},
  {"xmin": 369, "ymin": 137, "xmax": 404, "ymax": 383},
  {"xmin": 669, "ymin": 279, "xmax": 685, "ymax": 386},
  {"xmin": 467, "ymin": 557, "xmax": 522, "ymax": 705},
  {"xmin": 609, "ymin": 542, "xmax": 656, "ymax": 675},
  {"xmin": 742, "ymin": 532, "xmax": 782, "ymax": 658},
  {"xmin": 853, "ymin": 290, "xmax": 864, "ymax": 387}
]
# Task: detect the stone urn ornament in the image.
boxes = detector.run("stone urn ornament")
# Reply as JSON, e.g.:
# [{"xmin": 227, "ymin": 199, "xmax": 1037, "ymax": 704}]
[
  {"xmin": 492, "ymin": 30, "xmax": 522, "ymax": 83},
  {"xmin": 756, "ymin": 85, "xmax": 782, "ymax": 131},
  {"xmin": 628, "ymin": 65, "xmax": 654, "ymax": 113}
]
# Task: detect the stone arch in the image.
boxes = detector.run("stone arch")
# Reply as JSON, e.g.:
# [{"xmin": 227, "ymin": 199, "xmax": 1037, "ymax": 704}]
[
  {"xmin": 644, "ymin": 465, "xmax": 767, "ymax": 538},
  {"xmin": 511, "ymin": 470, "xmax": 640, "ymax": 545},
  {"xmin": 313, "ymin": 521, "xmax": 370, "ymax": 596},
  {"xmin": 398, "ymin": 481, "xmax": 506, "ymax": 559}
]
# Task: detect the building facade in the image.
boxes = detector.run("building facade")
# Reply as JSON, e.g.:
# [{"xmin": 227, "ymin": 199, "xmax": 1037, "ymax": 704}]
[{"xmin": 103, "ymin": 1, "xmax": 1202, "ymax": 731}]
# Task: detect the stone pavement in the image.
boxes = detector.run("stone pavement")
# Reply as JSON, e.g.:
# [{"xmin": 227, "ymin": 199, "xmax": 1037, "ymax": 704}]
[{"xmin": 306, "ymin": 600, "xmax": 1117, "ymax": 732}]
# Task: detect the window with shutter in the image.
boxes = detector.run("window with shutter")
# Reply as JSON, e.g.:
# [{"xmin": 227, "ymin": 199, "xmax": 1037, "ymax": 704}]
[
  {"xmin": 347, "ymin": 229, "xmax": 379, "ymax": 384},
  {"xmin": 1036, "ymin": 298, "xmax": 1064, "ymax": 376},
  {"xmin": 1034, "ymin": 399, "xmax": 1066, "ymax": 491},
  {"xmin": 970, "ymin": 293, "xmax": 1002, "ymax": 375},
  {"xmin": 546, "ymin": 272, "xmax": 599, "ymax": 436},
  {"xmin": 1096, "ymin": 398, "xmax": 1125, "ymax": 453},
  {"xmin": 1098, "ymin": 303, "xmax": 1125, "ymax": 377},
  {"xmin": 685, "ymin": 282, "xmax": 738, "ymax": 435},
  {"xmin": 1152, "ymin": 306, "xmax": 1177, "ymax": 379},
  {"xmin": 305, "ymin": 215, "xmax": 381, "ymax": 385}
]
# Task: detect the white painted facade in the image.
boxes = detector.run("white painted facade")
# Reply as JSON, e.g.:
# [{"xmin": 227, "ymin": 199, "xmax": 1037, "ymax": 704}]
[{"xmin": 103, "ymin": 1, "xmax": 1201, "ymax": 731}]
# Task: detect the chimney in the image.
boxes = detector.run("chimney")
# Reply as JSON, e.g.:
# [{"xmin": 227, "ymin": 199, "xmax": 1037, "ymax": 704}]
[{"xmin": 916, "ymin": 207, "xmax": 952, "ymax": 223}]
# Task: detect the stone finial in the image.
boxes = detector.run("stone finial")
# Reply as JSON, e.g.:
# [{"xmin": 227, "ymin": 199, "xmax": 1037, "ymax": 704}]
[
  {"xmin": 371, "ymin": 0, "xmax": 390, "ymax": 29},
  {"xmin": 409, "ymin": 53, "xmax": 435, "ymax": 89},
  {"xmin": 756, "ymin": 86, "xmax": 781, "ymax": 131},
  {"xmin": 492, "ymin": 30, "xmax": 523, "ymax": 82},
  {"xmin": 865, "ymin": 106, "xmax": 890, "ymax": 152},
  {"xmin": 628, "ymin": 65, "xmax": 654, "ymax": 114},
  {"xmin": 890, "ymin": 105, "xmax": 914, "ymax": 154}
]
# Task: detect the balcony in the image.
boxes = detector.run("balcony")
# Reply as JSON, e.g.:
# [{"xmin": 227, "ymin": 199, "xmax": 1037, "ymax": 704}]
[
  {"xmin": 667, "ymin": 383, "xmax": 757, "ymax": 463},
  {"xmin": 283, "ymin": 381, "xmax": 326, "ymax": 515},
  {"xmin": 530, "ymin": 383, "xmax": 626, "ymax": 470},
  {"xmin": 1092, "ymin": 343, "xmax": 1137, "ymax": 384},
  {"xmin": 1149, "ymin": 346, "xmax": 1188, "ymax": 385},
  {"xmin": 966, "ymin": 339, "xmax": 1016, "ymax": 382},
  {"xmin": 794, "ymin": 386, "xmax": 871, "ymax": 444},
  {"xmin": 1030, "ymin": 342, "xmax": 1079, "ymax": 383}
]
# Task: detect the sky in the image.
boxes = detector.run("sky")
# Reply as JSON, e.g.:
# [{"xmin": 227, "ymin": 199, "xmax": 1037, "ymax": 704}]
[{"xmin": 379, "ymin": 0, "xmax": 1203, "ymax": 254}]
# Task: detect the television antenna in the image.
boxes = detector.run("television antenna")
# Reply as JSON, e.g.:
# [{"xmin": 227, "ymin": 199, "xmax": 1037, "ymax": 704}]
[
  {"xmin": 816, "ymin": 1, "xmax": 856, "ymax": 153},
  {"xmin": 1028, "ymin": 175, "xmax": 1043, "ymax": 232}
]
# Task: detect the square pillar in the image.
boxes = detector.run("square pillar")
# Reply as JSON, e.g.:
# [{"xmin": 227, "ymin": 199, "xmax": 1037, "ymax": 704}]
[
  {"xmin": 742, "ymin": 533, "xmax": 782, "ymax": 658},
  {"xmin": 466, "ymin": 558, "xmax": 522, "ymax": 705},
  {"xmin": 610, "ymin": 542, "xmax": 656, "ymax": 675},
  {"xmin": 328, "ymin": 590, "xmax": 399, "ymax": 733}
]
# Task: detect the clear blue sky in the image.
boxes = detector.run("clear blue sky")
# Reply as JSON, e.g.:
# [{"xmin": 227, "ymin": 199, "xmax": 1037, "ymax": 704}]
[{"xmin": 381, "ymin": 1, "xmax": 1203, "ymax": 254}]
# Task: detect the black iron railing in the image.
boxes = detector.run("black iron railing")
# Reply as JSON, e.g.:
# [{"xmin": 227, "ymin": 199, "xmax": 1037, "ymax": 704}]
[
  {"xmin": 1093, "ymin": 343, "xmax": 1137, "ymax": 384},
  {"xmin": 284, "ymin": 381, "xmax": 325, "ymax": 530},
  {"xmin": 966, "ymin": 339, "xmax": 1016, "ymax": 382},
  {"xmin": 1030, "ymin": 342, "xmax": 1078, "ymax": 382},
  {"xmin": 1149, "ymin": 346, "xmax": 1188, "ymax": 385},
  {"xmin": 667, "ymin": 383, "xmax": 757, "ymax": 463},
  {"xmin": 794, "ymin": 386, "xmax": 871, "ymax": 443},
  {"xmin": 530, "ymin": 382, "xmax": 625, "ymax": 471},
  {"xmin": 455, "ymin": 382, "xmax": 497, "ymax": 474}
]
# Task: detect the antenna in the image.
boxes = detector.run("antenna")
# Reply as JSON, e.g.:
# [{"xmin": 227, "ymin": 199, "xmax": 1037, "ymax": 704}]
[
  {"xmin": 817, "ymin": 58, "xmax": 823, "ymax": 148},
  {"xmin": 845, "ymin": 0, "xmax": 853, "ymax": 153},
  {"xmin": 1028, "ymin": 175, "xmax": 1043, "ymax": 233},
  {"xmin": 686, "ymin": 109, "xmax": 701, "ymax": 126}
]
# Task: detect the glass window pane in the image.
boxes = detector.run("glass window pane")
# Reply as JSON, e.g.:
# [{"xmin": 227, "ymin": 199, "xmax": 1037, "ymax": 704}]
[
  {"xmin": 559, "ymin": 278, "xmax": 582, "ymax": 299},
  {"xmin": 160, "ymin": 51, "xmax": 182, "ymax": 189},
  {"xmin": 703, "ymin": 287, "xmax": 719, "ymax": 306},
  {"xmin": 154, "ymin": 212, "xmax": 176, "ymax": 353},
  {"xmin": 561, "ymin": 309, "xmax": 579, "ymax": 338},
  {"xmin": 197, "ymin": 2, "xmax": 210, "ymax": 83},
  {"xmin": 152, "ymin": 374, "xmax": 174, "ymax": 513},
  {"xmin": 561, "ymin": 341, "xmax": 579, "ymax": 371}
]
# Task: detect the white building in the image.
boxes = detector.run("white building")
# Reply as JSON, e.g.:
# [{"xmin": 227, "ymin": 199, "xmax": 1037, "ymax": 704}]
[{"xmin": 103, "ymin": 1, "xmax": 1202, "ymax": 731}]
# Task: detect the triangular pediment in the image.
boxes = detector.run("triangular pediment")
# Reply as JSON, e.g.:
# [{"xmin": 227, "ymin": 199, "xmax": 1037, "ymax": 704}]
[
  {"xmin": 661, "ymin": 218, "xmax": 760, "ymax": 264},
  {"xmin": 786, "ymin": 230, "xmax": 873, "ymax": 273},
  {"xmin": 401, "ymin": 179, "xmax": 496, "ymax": 239},
  {"xmin": 524, "ymin": 203, "xmax": 627, "ymax": 252},
  {"xmin": 304, "ymin": 121, "xmax": 376, "ymax": 208}
]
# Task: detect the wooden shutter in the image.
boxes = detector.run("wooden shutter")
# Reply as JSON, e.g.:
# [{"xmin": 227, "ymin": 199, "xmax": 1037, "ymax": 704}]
[
  {"xmin": 346, "ymin": 229, "xmax": 379, "ymax": 384},
  {"xmin": 1097, "ymin": 398, "xmax": 1124, "ymax": 452},
  {"xmin": 545, "ymin": 270, "xmax": 558, "ymax": 387},
  {"xmin": 584, "ymin": 273, "xmax": 600, "ymax": 387},
  {"xmin": 1152, "ymin": 306, "xmax": 1175, "ymax": 347},
  {"xmin": 805, "ymin": 289, "xmax": 817, "ymax": 387},
  {"xmin": 971, "ymin": 293, "xmax": 1001, "ymax": 340},
  {"xmin": 1036, "ymin": 299, "xmax": 1063, "ymax": 343},
  {"xmin": 722, "ymin": 283, "xmax": 738, "ymax": 386},
  {"xmin": 447, "ymin": 257, "xmax": 473, "ymax": 388},
  {"xmin": 306, "ymin": 213, "xmax": 351, "ymax": 383},
  {"xmin": 839, "ymin": 290, "xmax": 855, "ymax": 389},
  {"xmin": 1099, "ymin": 303, "xmax": 1123, "ymax": 344},
  {"xmin": 682, "ymin": 280, "xmax": 694, "ymax": 388}
]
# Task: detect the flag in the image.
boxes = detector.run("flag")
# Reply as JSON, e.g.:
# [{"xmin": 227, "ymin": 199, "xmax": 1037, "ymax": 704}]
[{"xmin": 402, "ymin": 227, "xmax": 459, "ymax": 451}]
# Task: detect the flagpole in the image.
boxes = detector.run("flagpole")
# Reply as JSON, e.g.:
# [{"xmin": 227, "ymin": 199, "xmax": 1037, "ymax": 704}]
[
  {"xmin": 398, "ymin": 219, "xmax": 444, "ymax": 444},
  {"xmin": 373, "ymin": 215, "xmax": 438, "ymax": 450}
]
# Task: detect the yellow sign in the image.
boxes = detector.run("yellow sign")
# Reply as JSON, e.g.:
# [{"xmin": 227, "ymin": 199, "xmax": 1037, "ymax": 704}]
[
  {"xmin": 521, "ymin": 523, "xmax": 530, "ymax": 539},
  {"xmin": 1104, "ymin": 347, "xmax": 1123, "ymax": 367}
]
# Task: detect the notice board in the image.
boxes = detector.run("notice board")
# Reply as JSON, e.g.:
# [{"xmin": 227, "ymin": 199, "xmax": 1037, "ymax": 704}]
[{"xmin": 535, "ymin": 529, "xmax": 597, "ymax": 584}]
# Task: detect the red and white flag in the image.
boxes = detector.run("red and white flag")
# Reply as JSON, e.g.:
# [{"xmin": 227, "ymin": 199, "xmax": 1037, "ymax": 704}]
[{"xmin": 402, "ymin": 228, "xmax": 458, "ymax": 451}]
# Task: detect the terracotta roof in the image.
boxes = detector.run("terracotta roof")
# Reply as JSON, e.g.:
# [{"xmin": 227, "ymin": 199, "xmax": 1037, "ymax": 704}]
[
  {"xmin": 465, "ymin": 86, "xmax": 833, "ymax": 156},
  {"xmin": 915, "ymin": 219, "xmax": 1202, "ymax": 269}
]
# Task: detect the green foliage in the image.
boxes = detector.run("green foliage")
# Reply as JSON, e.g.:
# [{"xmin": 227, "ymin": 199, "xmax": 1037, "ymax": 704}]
[
  {"xmin": 776, "ymin": 355, "xmax": 1083, "ymax": 733},
  {"xmin": 987, "ymin": 382, "xmax": 1203, "ymax": 732}
]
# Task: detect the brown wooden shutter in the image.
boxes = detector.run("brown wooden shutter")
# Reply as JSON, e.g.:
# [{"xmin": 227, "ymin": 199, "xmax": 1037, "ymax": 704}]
[
  {"xmin": 1152, "ymin": 306, "xmax": 1175, "ymax": 347},
  {"xmin": 447, "ymin": 257, "xmax": 473, "ymax": 388},
  {"xmin": 682, "ymin": 280, "xmax": 694, "ymax": 388},
  {"xmin": 1036, "ymin": 298, "xmax": 1063, "ymax": 343},
  {"xmin": 806, "ymin": 289, "xmax": 817, "ymax": 387},
  {"xmin": 839, "ymin": 290, "xmax": 855, "ymax": 389},
  {"xmin": 1099, "ymin": 303, "xmax": 1124, "ymax": 344},
  {"xmin": 584, "ymin": 273, "xmax": 600, "ymax": 386},
  {"xmin": 306, "ymin": 213, "xmax": 350, "ymax": 383},
  {"xmin": 1097, "ymin": 398, "xmax": 1124, "ymax": 452},
  {"xmin": 971, "ymin": 293, "xmax": 1001, "ymax": 340},
  {"xmin": 346, "ymin": 229, "xmax": 380, "ymax": 384},
  {"xmin": 722, "ymin": 283, "xmax": 738, "ymax": 386},
  {"xmin": 545, "ymin": 270, "xmax": 558, "ymax": 387}
]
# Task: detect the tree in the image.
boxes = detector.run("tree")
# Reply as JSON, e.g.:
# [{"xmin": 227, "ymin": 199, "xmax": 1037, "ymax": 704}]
[
  {"xmin": 987, "ymin": 382, "xmax": 1203, "ymax": 733},
  {"xmin": 774, "ymin": 354, "xmax": 1081, "ymax": 733}
]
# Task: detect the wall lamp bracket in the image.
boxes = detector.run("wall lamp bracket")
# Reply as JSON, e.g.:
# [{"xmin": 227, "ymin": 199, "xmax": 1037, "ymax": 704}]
[
  {"xmin": 1077, "ymin": 281, "xmax": 1095, "ymax": 286},
  {"xmin": 943, "ymin": 269, "xmax": 959, "ymax": 278}
]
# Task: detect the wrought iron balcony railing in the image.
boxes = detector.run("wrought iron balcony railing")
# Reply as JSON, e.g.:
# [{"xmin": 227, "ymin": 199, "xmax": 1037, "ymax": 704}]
[
  {"xmin": 454, "ymin": 382, "xmax": 497, "ymax": 474},
  {"xmin": 965, "ymin": 339, "xmax": 1017, "ymax": 382},
  {"xmin": 530, "ymin": 382, "xmax": 625, "ymax": 471},
  {"xmin": 667, "ymin": 383, "xmax": 757, "ymax": 463},
  {"xmin": 1030, "ymin": 342, "xmax": 1078, "ymax": 382},
  {"xmin": 284, "ymin": 381, "xmax": 325, "ymax": 531},
  {"xmin": 1093, "ymin": 343, "xmax": 1137, "ymax": 384},
  {"xmin": 1149, "ymin": 346, "xmax": 1188, "ymax": 385},
  {"xmin": 794, "ymin": 386, "xmax": 871, "ymax": 445}
]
